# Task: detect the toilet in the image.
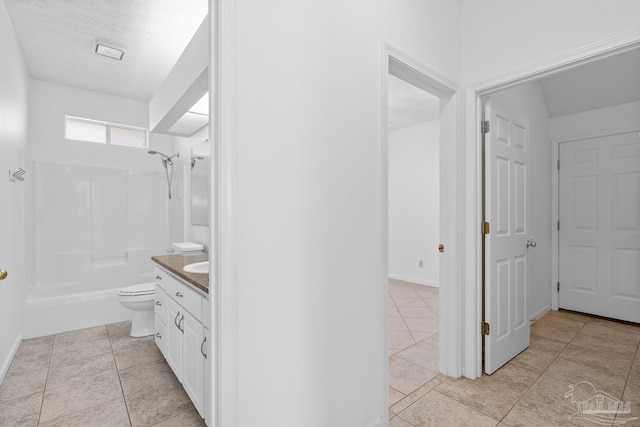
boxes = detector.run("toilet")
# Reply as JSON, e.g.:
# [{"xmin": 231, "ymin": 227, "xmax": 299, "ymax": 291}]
[{"xmin": 118, "ymin": 283, "xmax": 156, "ymax": 337}]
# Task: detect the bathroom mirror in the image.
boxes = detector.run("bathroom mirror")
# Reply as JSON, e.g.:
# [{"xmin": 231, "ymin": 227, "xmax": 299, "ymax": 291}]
[{"xmin": 191, "ymin": 139, "xmax": 210, "ymax": 226}]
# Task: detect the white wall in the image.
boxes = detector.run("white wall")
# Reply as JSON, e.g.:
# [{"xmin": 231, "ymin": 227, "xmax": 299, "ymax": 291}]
[
  {"xmin": 0, "ymin": 0, "xmax": 28, "ymax": 382},
  {"xmin": 551, "ymin": 100, "xmax": 640, "ymax": 142},
  {"xmin": 389, "ymin": 120, "xmax": 439, "ymax": 286},
  {"xmin": 492, "ymin": 81, "xmax": 552, "ymax": 320},
  {"xmin": 460, "ymin": 0, "xmax": 640, "ymax": 85},
  {"xmin": 220, "ymin": 0, "xmax": 460, "ymax": 425}
]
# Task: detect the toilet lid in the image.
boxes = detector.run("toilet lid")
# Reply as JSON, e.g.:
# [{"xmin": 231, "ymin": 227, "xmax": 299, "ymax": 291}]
[{"xmin": 119, "ymin": 282, "xmax": 156, "ymax": 296}]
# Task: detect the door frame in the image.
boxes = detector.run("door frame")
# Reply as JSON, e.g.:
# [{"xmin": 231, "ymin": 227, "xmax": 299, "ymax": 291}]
[
  {"xmin": 464, "ymin": 30, "xmax": 640, "ymax": 379},
  {"xmin": 381, "ymin": 44, "xmax": 459, "ymax": 383}
]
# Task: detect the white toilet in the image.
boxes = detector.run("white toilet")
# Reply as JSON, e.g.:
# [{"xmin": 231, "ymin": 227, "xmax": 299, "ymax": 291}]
[{"xmin": 118, "ymin": 283, "xmax": 156, "ymax": 337}]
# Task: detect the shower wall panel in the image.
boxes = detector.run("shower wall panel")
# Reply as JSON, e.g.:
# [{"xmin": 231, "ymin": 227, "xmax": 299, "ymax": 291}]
[{"xmin": 33, "ymin": 162, "xmax": 169, "ymax": 296}]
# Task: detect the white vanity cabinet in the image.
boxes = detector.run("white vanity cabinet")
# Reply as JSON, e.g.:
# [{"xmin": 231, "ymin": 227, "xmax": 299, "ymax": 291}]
[{"xmin": 153, "ymin": 266, "xmax": 209, "ymax": 420}]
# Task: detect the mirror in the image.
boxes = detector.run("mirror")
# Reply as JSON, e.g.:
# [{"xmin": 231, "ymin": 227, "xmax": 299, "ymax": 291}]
[{"xmin": 191, "ymin": 139, "xmax": 210, "ymax": 226}]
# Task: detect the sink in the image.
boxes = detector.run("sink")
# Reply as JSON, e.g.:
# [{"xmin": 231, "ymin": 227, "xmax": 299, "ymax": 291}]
[{"xmin": 183, "ymin": 261, "xmax": 209, "ymax": 274}]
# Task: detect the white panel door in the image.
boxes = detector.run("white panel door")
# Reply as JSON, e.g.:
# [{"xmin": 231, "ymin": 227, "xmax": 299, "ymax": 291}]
[
  {"xmin": 484, "ymin": 98, "xmax": 531, "ymax": 375},
  {"xmin": 165, "ymin": 297, "xmax": 183, "ymax": 382},
  {"xmin": 559, "ymin": 132, "xmax": 640, "ymax": 323}
]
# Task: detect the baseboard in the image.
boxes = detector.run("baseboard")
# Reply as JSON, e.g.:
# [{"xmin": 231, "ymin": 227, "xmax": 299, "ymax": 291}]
[
  {"xmin": 364, "ymin": 416, "xmax": 383, "ymax": 427},
  {"xmin": 0, "ymin": 333, "xmax": 23, "ymax": 385},
  {"xmin": 389, "ymin": 274, "xmax": 439, "ymax": 288},
  {"xmin": 530, "ymin": 304, "xmax": 551, "ymax": 322}
]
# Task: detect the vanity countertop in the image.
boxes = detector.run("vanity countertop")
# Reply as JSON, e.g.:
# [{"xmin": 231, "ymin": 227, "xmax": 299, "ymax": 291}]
[{"xmin": 151, "ymin": 253, "xmax": 209, "ymax": 294}]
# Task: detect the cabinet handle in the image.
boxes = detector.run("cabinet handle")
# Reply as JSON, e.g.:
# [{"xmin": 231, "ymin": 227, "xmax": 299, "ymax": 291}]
[
  {"xmin": 179, "ymin": 315, "xmax": 185, "ymax": 333},
  {"xmin": 201, "ymin": 336, "xmax": 207, "ymax": 359},
  {"xmin": 155, "ymin": 301, "xmax": 162, "ymax": 306},
  {"xmin": 155, "ymin": 275, "xmax": 162, "ymax": 280},
  {"xmin": 175, "ymin": 291, "xmax": 183, "ymax": 298},
  {"xmin": 174, "ymin": 311, "xmax": 181, "ymax": 328},
  {"xmin": 155, "ymin": 332, "xmax": 162, "ymax": 338}
]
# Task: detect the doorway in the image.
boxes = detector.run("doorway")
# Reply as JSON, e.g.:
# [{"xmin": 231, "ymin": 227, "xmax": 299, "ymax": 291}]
[
  {"xmin": 382, "ymin": 46, "xmax": 458, "ymax": 413},
  {"xmin": 476, "ymin": 44, "xmax": 640, "ymax": 376}
]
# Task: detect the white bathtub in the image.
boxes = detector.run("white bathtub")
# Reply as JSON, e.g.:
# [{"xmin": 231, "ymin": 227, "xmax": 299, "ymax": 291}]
[{"xmin": 22, "ymin": 285, "xmax": 133, "ymax": 338}]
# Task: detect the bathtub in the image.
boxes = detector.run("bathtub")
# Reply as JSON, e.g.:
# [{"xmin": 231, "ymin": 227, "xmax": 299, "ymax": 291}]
[{"xmin": 22, "ymin": 284, "xmax": 133, "ymax": 339}]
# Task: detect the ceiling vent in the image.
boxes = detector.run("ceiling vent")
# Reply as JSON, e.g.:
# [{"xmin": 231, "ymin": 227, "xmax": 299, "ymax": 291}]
[{"xmin": 93, "ymin": 41, "xmax": 125, "ymax": 60}]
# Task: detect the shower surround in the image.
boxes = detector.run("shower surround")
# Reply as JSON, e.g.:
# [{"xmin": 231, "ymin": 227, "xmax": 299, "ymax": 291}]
[{"xmin": 23, "ymin": 162, "xmax": 173, "ymax": 337}]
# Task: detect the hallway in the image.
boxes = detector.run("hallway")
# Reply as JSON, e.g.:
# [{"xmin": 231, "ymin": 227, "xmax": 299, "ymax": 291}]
[{"xmin": 388, "ymin": 279, "xmax": 640, "ymax": 426}]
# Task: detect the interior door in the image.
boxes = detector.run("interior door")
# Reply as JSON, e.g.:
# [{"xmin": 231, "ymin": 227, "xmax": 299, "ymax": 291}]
[
  {"xmin": 559, "ymin": 132, "xmax": 640, "ymax": 323},
  {"xmin": 484, "ymin": 98, "xmax": 531, "ymax": 375}
]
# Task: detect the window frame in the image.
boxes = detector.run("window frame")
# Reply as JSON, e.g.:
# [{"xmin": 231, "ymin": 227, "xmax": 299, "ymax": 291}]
[{"xmin": 64, "ymin": 116, "xmax": 149, "ymax": 149}]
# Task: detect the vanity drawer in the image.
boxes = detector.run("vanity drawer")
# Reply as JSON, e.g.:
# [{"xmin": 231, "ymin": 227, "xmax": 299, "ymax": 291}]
[{"xmin": 164, "ymin": 275, "xmax": 203, "ymax": 321}]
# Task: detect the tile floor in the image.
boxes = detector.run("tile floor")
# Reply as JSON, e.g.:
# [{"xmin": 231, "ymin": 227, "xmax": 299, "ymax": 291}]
[
  {"xmin": 0, "ymin": 321, "xmax": 205, "ymax": 427},
  {"xmin": 388, "ymin": 279, "xmax": 640, "ymax": 427}
]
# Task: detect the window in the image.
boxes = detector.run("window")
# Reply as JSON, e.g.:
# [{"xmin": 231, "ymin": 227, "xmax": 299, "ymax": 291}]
[{"xmin": 65, "ymin": 116, "xmax": 147, "ymax": 149}]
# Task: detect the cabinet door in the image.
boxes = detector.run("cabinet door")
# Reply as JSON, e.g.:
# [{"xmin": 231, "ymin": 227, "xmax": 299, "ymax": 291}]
[
  {"xmin": 204, "ymin": 326, "xmax": 212, "ymax": 426},
  {"xmin": 182, "ymin": 310, "xmax": 206, "ymax": 417},
  {"xmin": 165, "ymin": 296, "xmax": 183, "ymax": 382}
]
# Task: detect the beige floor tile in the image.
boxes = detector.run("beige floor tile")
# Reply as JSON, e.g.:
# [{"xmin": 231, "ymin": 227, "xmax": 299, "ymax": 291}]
[
  {"xmin": 390, "ymin": 375, "xmax": 448, "ymax": 415},
  {"xmin": 388, "ymin": 316, "xmax": 410, "ymax": 332},
  {"xmin": 38, "ymin": 397, "xmax": 131, "ymax": 427},
  {"xmin": 502, "ymin": 392, "xmax": 581, "ymax": 427},
  {"xmin": 389, "ymin": 331, "xmax": 416, "ymax": 349},
  {"xmin": 436, "ymin": 362, "xmax": 537, "ymax": 420},
  {"xmin": 389, "ymin": 356, "xmax": 439, "ymax": 395},
  {"xmin": 390, "ymin": 290, "xmax": 420, "ymax": 299},
  {"xmin": 50, "ymin": 336, "xmax": 112, "ymax": 368},
  {"xmin": 109, "ymin": 333, "xmax": 155, "ymax": 353},
  {"xmin": 54, "ymin": 325, "xmax": 108, "ymax": 347},
  {"xmin": 389, "ymin": 416, "xmax": 413, "ymax": 427},
  {"xmin": 7, "ymin": 349, "xmax": 51, "ymax": 376},
  {"xmin": 125, "ymin": 383, "xmax": 195, "ymax": 427},
  {"xmin": 0, "ymin": 368, "xmax": 47, "ymax": 402},
  {"xmin": 557, "ymin": 343, "xmax": 634, "ymax": 379},
  {"xmin": 389, "ymin": 386, "xmax": 405, "ymax": 406},
  {"xmin": 569, "ymin": 327, "xmax": 639, "ymax": 360},
  {"xmin": 388, "ymin": 347, "xmax": 404, "ymax": 356},
  {"xmin": 113, "ymin": 340, "xmax": 164, "ymax": 371},
  {"xmin": 545, "ymin": 309, "xmax": 592, "ymax": 323},
  {"xmin": 418, "ymin": 333, "xmax": 439, "ymax": 348},
  {"xmin": 17, "ymin": 335, "xmax": 55, "ymax": 355},
  {"xmin": 39, "ymin": 369, "xmax": 123, "ymax": 423},
  {"xmin": 403, "ymin": 317, "xmax": 438, "ymax": 333},
  {"xmin": 395, "ymin": 341, "xmax": 439, "ymax": 372},
  {"xmin": 388, "ymin": 306, "xmax": 402, "ymax": 318},
  {"xmin": 530, "ymin": 314, "xmax": 586, "ymax": 343},
  {"xmin": 119, "ymin": 359, "xmax": 180, "ymax": 397},
  {"xmin": 392, "ymin": 297, "xmax": 429, "ymax": 308},
  {"xmin": 106, "ymin": 320, "xmax": 133, "ymax": 338},
  {"xmin": 0, "ymin": 392, "xmax": 42, "ymax": 427},
  {"xmin": 152, "ymin": 408, "xmax": 206, "ymax": 426},
  {"xmin": 586, "ymin": 317, "xmax": 640, "ymax": 337},
  {"xmin": 410, "ymin": 331, "xmax": 437, "ymax": 342},
  {"xmin": 397, "ymin": 390, "xmax": 499, "ymax": 427},
  {"xmin": 397, "ymin": 305, "xmax": 437, "ymax": 319},
  {"xmin": 46, "ymin": 352, "xmax": 117, "ymax": 390}
]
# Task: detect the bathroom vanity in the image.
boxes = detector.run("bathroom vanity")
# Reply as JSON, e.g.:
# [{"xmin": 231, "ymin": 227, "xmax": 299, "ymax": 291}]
[{"xmin": 151, "ymin": 254, "xmax": 211, "ymax": 425}]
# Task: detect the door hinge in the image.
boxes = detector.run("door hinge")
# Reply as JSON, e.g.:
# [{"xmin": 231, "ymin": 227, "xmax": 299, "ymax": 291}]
[
  {"xmin": 483, "ymin": 221, "xmax": 491, "ymax": 235},
  {"xmin": 557, "ymin": 160, "xmax": 560, "ymax": 170},
  {"xmin": 481, "ymin": 120, "xmax": 490, "ymax": 134},
  {"xmin": 557, "ymin": 221, "xmax": 560, "ymax": 231},
  {"xmin": 482, "ymin": 322, "xmax": 490, "ymax": 336},
  {"xmin": 557, "ymin": 282, "xmax": 560, "ymax": 292}
]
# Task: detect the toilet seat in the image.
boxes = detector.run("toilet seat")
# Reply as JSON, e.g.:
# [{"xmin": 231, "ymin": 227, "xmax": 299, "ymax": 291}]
[{"xmin": 118, "ymin": 282, "xmax": 155, "ymax": 296}]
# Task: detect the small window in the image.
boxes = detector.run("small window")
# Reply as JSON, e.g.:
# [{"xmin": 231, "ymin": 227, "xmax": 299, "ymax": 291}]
[{"xmin": 65, "ymin": 116, "xmax": 148, "ymax": 149}]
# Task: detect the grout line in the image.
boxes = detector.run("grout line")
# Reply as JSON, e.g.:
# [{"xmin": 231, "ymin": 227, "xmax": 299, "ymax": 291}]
[
  {"xmin": 106, "ymin": 323, "xmax": 134, "ymax": 427},
  {"xmin": 36, "ymin": 336, "xmax": 56, "ymax": 425}
]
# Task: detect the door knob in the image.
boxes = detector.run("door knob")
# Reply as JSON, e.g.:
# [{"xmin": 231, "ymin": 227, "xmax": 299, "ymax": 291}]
[
  {"xmin": 0, "ymin": 269, "xmax": 7, "ymax": 280},
  {"xmin": 526, "ymin": 238, "xmax": 537, "ymax": 248}
]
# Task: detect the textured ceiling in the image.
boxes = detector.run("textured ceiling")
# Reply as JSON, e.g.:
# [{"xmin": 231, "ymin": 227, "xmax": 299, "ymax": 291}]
[
  {"xmin": 388, "ymin": 74, "xmax": 440, "ymax": 131},
  {"xmin": 4, "ymin": 0, "xmax": 208, "ymax": 102},
  {"xmin": 540, "ymin": 48, "xmax": 640, "ymax": 117}
]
